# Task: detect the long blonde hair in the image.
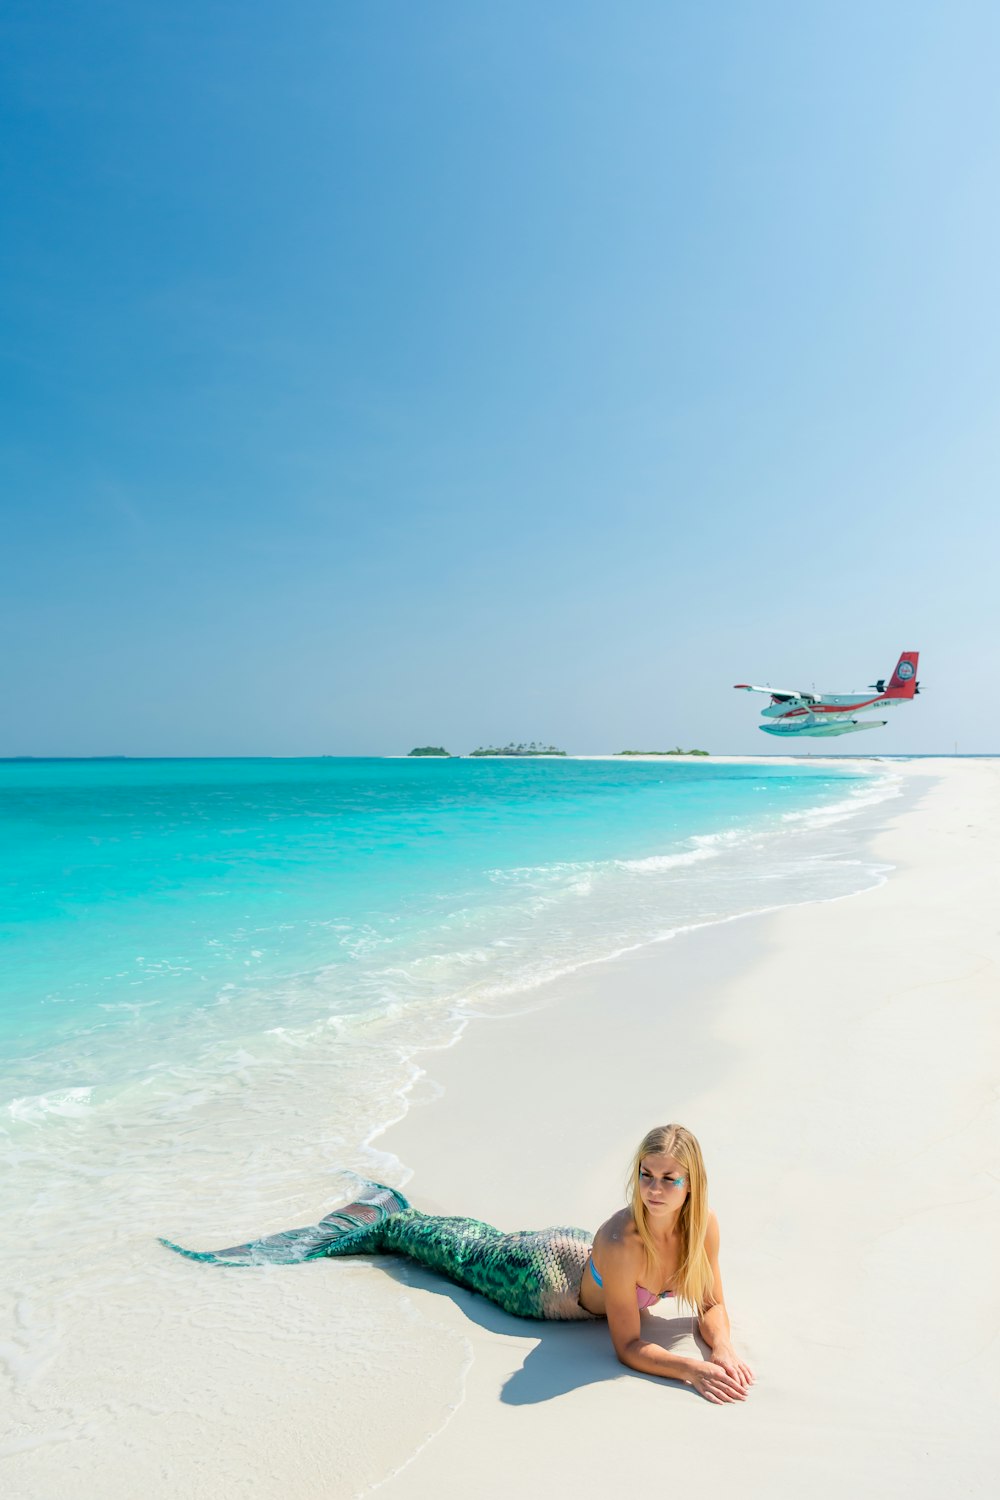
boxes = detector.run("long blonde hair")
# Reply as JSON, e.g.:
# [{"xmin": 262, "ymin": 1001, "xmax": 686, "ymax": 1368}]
[{"xmin": 626, "ymin": 1124, "xmax": 714, "ymax": 1312}]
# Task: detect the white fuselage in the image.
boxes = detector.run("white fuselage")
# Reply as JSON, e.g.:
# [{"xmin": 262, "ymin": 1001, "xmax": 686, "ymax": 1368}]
[{"xmin": 762, "ymin": 693, "xmax": 905, "ymax": 720}]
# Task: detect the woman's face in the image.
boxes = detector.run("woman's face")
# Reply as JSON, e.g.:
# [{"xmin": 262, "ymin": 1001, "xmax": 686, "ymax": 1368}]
[{"xmin": 637, "ymin": 1153, "xmax": 689, "ymax": 1219}]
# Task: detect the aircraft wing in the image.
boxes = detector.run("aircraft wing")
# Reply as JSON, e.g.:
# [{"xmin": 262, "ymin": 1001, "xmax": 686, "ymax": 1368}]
[{"xmin": 733, "ymin": 683, "xmax": 818, "ymax": 703}]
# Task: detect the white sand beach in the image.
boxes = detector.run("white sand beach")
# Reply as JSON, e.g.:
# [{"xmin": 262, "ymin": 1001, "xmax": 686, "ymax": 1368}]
[
  {"xmin": 4, "ymin": 758, "xmax": 998, "ymax": 1499},
  {"xmin": 370, "ymin": 756, "xmax": 1000, "ymax": 1497}
]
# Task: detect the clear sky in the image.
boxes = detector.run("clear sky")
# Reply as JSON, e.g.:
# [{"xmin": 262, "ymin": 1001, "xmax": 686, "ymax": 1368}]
[{"xmin": 2, "ymin": 2, "xmax": 998, "ymax": 756}]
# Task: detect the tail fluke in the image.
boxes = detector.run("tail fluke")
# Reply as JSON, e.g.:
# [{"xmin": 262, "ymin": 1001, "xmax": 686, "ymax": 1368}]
[
  {"xmin": 883, "ymin": 651, "xmax": 919, "ymax": 698},
  {"xmin": 159, "ymin": 1181, "xmax": 410, "ymax": 1266}
]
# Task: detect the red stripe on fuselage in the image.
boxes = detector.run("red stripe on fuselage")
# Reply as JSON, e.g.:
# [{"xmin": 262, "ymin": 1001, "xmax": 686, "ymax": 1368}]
[
  {"xmin": 809, "ymin": 698, "xmax": 882, "ymax": 713},
  {"xmin": 775, "ymin": 696, "xmax": 885, "ymax": 719}
]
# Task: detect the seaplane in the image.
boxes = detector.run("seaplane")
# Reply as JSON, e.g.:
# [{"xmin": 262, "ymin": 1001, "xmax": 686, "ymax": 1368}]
[{"xmin": 734, "ymin": 651, "xmax": 920, "ymax": 738}]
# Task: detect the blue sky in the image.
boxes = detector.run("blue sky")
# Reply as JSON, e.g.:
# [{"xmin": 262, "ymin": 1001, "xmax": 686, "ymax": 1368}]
[{"xmin": 2, "ymin": 1, "xmax": 998, "ymax": 755}]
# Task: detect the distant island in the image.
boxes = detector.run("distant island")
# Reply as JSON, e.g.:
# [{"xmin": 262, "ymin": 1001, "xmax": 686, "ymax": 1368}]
[
  {"xmin": 404, "ymin": 744, "xmax": 709, "ymax": 759},
  {"xmin": 615, "ymin": 748, "xmax": 710, "ymax": 757},
  {"xmin": 469, "ymin": 742, "xmax": 566, "ymax": 757}
]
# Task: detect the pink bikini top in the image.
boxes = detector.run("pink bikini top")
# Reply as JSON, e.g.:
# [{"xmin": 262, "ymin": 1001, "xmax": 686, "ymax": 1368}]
[{"xmin": 588, "ymin": 1257, "xmax": 672, "ymax": 1308}]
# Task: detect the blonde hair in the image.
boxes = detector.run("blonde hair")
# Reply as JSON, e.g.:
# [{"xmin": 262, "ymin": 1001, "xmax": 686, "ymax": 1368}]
[{"xmin": 626, "ymin": 1124, "xmax": 714, "ymax": 1312}]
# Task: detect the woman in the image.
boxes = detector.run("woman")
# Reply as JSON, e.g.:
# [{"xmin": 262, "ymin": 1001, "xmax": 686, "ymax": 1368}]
[
  {"xmin": 162, "ymin": 1122, "xmax": 754, "ymax": 1404},
  {"xmin": 578, "ymin": 1122, "xmax": 755, "ymax": 1403}
]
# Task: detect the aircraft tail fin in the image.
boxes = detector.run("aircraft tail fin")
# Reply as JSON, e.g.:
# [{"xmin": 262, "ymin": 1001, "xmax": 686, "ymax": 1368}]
[{"xmin": 883, "ymin": 651, "xmax": 919, "ymax": 698}]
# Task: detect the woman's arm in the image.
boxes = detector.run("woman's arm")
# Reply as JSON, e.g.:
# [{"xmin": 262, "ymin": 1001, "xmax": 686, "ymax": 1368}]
[
  {"xmin": 599, "ymin": 1236, "xmax": 748, "ymax": 1404},
  {"xmin": 697, "ymin": 1213, "xmax": 755, "ymax": 1388}
]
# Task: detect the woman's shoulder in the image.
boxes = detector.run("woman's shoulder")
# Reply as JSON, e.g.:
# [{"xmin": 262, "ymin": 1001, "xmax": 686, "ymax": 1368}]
[{"xmin": 593, "ymin": 1207, "xmax": 642, "ymax": 1263}]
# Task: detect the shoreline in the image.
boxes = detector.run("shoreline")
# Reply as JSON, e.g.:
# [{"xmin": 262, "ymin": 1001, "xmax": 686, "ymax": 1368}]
[{"xmin": 356, "ymin": 757, "xmax": 903, "ymax": 1202}]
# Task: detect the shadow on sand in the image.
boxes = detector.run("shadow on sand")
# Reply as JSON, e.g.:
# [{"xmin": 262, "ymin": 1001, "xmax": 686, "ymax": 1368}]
[{"xmin": 375, "ymin": 1258, "xmax": 709, "ymax": 1406}]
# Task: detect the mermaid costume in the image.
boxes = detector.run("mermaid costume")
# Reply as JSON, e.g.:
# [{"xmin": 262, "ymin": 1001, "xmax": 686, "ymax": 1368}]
[{"xmin": 160, "ymin": 1182, "xmax": 599, "ymax": 1321}]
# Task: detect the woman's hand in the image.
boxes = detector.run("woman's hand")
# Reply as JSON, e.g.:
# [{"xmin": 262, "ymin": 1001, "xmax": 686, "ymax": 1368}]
[
  {"xmin": 709, "ymin": 1342, "xmax": 756, "ymax": 1389},
  {"xmin": 688, "ymin": 1360, "xmax": 750, "ymax": 1404}
]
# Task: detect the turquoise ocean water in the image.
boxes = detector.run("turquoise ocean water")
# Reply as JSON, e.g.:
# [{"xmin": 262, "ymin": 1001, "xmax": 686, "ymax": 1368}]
[{"xmin": 2, "ymin": 756, "xmax": 896, "ymax": 1123}]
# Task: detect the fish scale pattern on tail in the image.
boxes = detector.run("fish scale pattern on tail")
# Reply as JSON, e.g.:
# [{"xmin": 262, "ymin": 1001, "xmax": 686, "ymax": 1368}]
[
  {"xmin": 161, "ymin": 1181, "xmax": 595, "ymax": 1321},
  {"xmin": 372, "ymin": 1211, "xmax": 594, "ymax": 1320}
]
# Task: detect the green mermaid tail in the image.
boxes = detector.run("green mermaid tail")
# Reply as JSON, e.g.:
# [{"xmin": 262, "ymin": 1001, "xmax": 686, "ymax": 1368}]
[{"xmin": 161, "ymin": 1181, "xmax": 595, "ymax": 1321}]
